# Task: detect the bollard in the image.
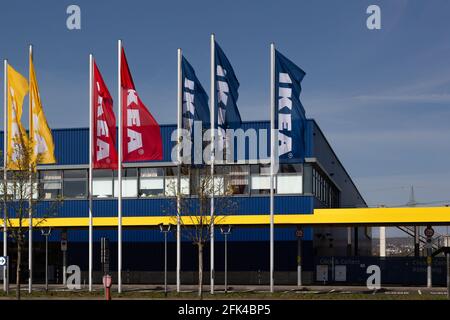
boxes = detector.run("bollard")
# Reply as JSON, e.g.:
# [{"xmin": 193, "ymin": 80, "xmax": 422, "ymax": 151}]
[{"xmin": 103, "ymin": 275, "xmax": 112, "ymax": 300}]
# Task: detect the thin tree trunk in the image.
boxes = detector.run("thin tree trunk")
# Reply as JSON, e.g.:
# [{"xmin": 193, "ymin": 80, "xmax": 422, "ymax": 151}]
[
  {"xmin": 16, "ymin": 237, "xmax": 22, "ymax": 300},
  {"xmin": 198, "ymin": 243, "xmax": 203, "ymax": 299}
]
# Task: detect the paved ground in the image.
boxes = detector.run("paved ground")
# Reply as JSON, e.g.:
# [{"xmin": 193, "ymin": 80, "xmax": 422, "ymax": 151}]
[{"xmin": 6, "ymin": 283, "xmax": 449, "ymax": 294}]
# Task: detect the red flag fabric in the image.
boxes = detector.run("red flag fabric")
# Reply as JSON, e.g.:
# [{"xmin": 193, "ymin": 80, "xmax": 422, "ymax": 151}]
[
  {"xmin": 120, "ymin": 47, "xmax": 163, "ymax": 161},
  {"xmin": 93, "ymin": 61, "xmax": 118, "ymax": 169}
]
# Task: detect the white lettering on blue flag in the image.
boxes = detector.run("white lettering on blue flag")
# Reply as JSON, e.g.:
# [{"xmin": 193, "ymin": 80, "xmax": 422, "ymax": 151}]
[{"xmin": 278, "ymin": 73, "xmax": 293, "ymax": 156}]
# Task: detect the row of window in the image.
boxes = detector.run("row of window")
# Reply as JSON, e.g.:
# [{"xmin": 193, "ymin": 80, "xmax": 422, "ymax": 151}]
[
  {"xmin": 36, "ymin": 164, "xmax": 304, "ymax": 200},
  {"xmin": 312, "ymin": 167, "xmax": 340, "ymax": 208}
]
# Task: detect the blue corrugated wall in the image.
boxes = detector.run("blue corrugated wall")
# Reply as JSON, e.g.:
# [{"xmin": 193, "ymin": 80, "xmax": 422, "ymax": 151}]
[
  {"xmin": 0, "ymin": 119, "xmax": 315, "ymax": 165},
  {"xmin": 0, "ymin": 121, "xmax": 316, "ymax": 244}
]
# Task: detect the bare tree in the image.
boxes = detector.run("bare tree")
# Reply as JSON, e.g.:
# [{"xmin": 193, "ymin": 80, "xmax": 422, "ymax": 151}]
[
  {"xmin": 1, "ymin": 138, "xmax": 61, "ymax": 300},
  {"xmin": 166, "ymin": 165, "xmax": 237, "ymax": 299}
]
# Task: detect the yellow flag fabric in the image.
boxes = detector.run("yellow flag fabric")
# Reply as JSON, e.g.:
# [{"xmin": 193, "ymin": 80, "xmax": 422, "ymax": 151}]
[
  {"xmin": 7, "ymin": 64, "xmax": 29, "ymax": 170},
  {"xmin": 29, "ymin": 54, "xmax": 56, "ymax": 165}
]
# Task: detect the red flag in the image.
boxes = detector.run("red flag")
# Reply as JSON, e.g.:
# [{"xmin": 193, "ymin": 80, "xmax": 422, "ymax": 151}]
[
  {"xmin": 93, "ymin": 61, "xmax": 118, "ymax": 169},
  {"xmin": 121, "ymin": 47, "xmax": 163, "ymax": 161}
]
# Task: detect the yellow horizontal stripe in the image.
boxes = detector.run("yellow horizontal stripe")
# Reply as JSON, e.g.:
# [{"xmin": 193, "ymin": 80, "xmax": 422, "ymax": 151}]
[{"xmin": 3, "ymin": 207, "xmax": 450, "ymax": 228}]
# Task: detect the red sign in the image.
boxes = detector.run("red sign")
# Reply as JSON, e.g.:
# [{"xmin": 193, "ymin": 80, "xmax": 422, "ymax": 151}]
[
  {"xmin": 93, "ymin": 61, "xmax": 118, "ymax": 169},
  {"xmin": 121, "ymin": 47, "xmax": 163, "ymax": 162},
  {"xmin": 296, "ymin": 229, "xmax": 304, "ymax": 238}
]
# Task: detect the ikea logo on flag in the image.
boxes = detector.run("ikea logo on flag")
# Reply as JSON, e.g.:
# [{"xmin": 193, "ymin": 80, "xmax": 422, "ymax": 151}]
[
  {"xmin": 126, "ymin": 89, "xmax": 143, "ymax": 153},
  {"xmin": 183, "ymin": 78, "xmax": 195, "ymax": 130},
  {"xmin": 278, "ymin": 72, "xmax": 292, "ymax": 157},
  {"xmin": 95, "ymin": 82, "xmax": 111, "ymax": 161}
]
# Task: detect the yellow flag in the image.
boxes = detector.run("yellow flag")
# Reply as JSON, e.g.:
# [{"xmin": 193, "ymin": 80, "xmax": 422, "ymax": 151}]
[
  {"xmin": 29, "ymin": 53, "xmax": 56, "ymax": 165},
  {"xmin": 7, "ymin": 64, "xmax": 29, "ymax": 170}
]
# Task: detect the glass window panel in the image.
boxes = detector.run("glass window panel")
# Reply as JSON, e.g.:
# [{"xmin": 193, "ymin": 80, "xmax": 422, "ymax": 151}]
[
  {"xmin": 42, "ymin": 184, "xmax": 61, "ymax": 199},
  {"xmin": 63, "ymin": 169, "xmax": 87, "ymax": 199},
  {"xmin": 40, "ymin": 170, "xmax": 62, "ymax": 199},
  {"xmin": 139, "ymin": 177, "xmax": 164, "ymax": 197},
  {"xmin": 114, "ymin": 176, "xmax": 138, "ymax": 197},
  {"xmin": 27, "ymin": 182, "xmax": 39, "ymax": 200},
  {"xmin": 3, "ymin": 181, "xmax": 39, "ymax": 199},
  {"xmin": 280, "ymin": 164, "xmax": 303, "ymax": 173},
  {"xmin": 199, "ymin": 176, "xmax": 224, "ymax": 196},
  {"xmin": 226, "ymin": 165, "xmax": 249, "ymax": 195},
  {"xmin": 165, "ymin": 167, "xmax": 177, "ymax": 176},
  {"xmin": 251, "ymin": 175, "xmax": 271, "ymax": 194},
  {"xmin": 140, "ymin": 168, "xmax": 164, "ymax": 177},
  {"xmin": 139, "ymin": 168, "xmax": 164, "ymax": 197},
  {"xmin": 93, "ymin": 170, "xmax": 112, "ymax": 178},
  {"xmin": 44, "ymin": 182, "xmax": 62, "ymax": 190},
  {"xmin": 260, "ymin": 166, "xmax": 270, "ymax": 175},
  {"xmin": 64, "ymin": 170, "xmax": 87, "ymax": 179},
  {"xmin": 93, "ymin": 179, "xmax": 113, "ymax": 198},
  {"xmin": 164, "ymin": 177, "xmax": 190, "ymax": 196},
  {"xmin": 41, "ymin": 170, "xmax": 62, "ymax": 180},
  {"xmin": 214, "ymin": 176, "xmax": 224, "ymax": 195},
  {"xmin": 140, "ymin": 177, "xmax": 164, "ymax": 189},
  {"xmin": 277, "ymin": 175, "xmax": 303, "ymax": 194},
  {"xmin": 63, "ymin": 180, "xmax": 87, "ymax": 199}
]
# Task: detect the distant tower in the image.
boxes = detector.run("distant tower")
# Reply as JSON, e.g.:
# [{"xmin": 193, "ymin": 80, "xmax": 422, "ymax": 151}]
[{"xmin": 407, "ymin": 186, "xmax": 417, "ymax": 207}]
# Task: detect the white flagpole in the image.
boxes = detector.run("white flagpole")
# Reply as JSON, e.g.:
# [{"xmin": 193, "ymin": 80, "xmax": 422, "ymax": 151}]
[
  {"xmin": 176, "ymin": 48, "xmax": 182, "ymax": 293},
  {"xmin": 88, "ymin": 54, "xmax": 93, "ymax": 292},
  {"xmin": 210, "ymin": 33, "xmax": 215, "ymax": 295},
  {"xmin": 269, "ymin": 42, "xmax": 275, "ymax": 293},
  {"xmin": 117, "ymin": 39, "xmax": 123, "ymax": 293},
  {"xmin": 28, "ymin": 44, "xmax": 33, "ymax": 294},
  {"xmin": 3, "ymin": 59, "xmax": 8, "ymax": 294}
]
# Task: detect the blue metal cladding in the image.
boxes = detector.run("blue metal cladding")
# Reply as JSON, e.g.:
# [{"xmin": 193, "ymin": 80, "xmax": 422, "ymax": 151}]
[
  {"xmin": 35, "ymin": 200, "xmax": 88, "ymax": 218},
  {"xmin": 35, "ymin": 195, "xmax": 314, "ymax": 218},
  {"xmin": 27, "ymin": 226, "xmax": 313, "ymax": 243},
  {"xmin": 0, "ymin": 120, "xmax": 315, "ymax": 165},
  {"xmin": 305, "ymin": 120, "xmax": 314, "ymax": 158},
  {"xmin": 0, "ymin": 126, "xmax": 176, "ymax": 166},
  {"xmin": 1, "ymin": 120, "xmax": 317, "ymax": 245}
]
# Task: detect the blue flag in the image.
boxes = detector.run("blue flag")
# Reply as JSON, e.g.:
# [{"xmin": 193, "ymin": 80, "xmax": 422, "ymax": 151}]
[
  {"xmin": 182, "ymin": 56, "xmax": 210, "ymax": 132},
  {"xmin": 214, "ymin": 41, "xmax": 241, "ymax": 146},
  {"xmin": 275, "ymin": 50, "xmax": 307, "ymax": 162}
]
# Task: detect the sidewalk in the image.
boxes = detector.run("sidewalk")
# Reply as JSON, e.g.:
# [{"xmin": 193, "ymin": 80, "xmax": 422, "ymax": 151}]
[{"xmin": 14, "ymin": 283, "xmax": 449, "ymax": 294}]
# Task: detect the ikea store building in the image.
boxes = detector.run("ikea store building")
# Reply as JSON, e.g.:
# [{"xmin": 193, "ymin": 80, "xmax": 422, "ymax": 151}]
[{"xmin": 0, "ymin": 118, "xmax": 371, "ymax": 285}]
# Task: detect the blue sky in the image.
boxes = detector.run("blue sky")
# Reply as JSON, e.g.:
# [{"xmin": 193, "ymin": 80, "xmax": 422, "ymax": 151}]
[{"xmin": 1, "ymin": 1, "xmax": 450, "ymax": 235}]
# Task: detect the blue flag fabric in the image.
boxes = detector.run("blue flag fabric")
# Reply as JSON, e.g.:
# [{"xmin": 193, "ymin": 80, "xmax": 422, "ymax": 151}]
[
  {"xmin": 181, "ymin": 56, "xmax": 210, "ymax": 132},
  {"xmin": 214, "ymin": 41, "xmax": 241, "ymax": 133},
  {"xmin": 275, "ymin": 50, "xmax": 307, "ymax": 162}
]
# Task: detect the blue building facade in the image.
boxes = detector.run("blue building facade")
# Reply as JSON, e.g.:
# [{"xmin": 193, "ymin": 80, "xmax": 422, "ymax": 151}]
[{"xmin": 0, "ymin": 119, "xmax": 370, "ymax": 284}]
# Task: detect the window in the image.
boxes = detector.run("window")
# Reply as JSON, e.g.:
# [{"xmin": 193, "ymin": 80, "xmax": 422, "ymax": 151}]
[
  {"xmin": 219, "ymin": 165, "xmax": 249, "ymax": 195},
  {"xmin": 114, "ymin": 169, "xmax": 138, "ymax": 198},
  {"xmin": 312, "ymin": 167, "xmax": 339, "ymax": 208},
  {"xmin": 277, "ymin": 164, "xmax": 303, "ymax": 194},
  {"xmin": 277, "ymin": 175, "xmax": 303, "ymax": 194},
  {"xmin": 199, "ymin": 175, "xmax": 225, "ymax": 196},
  {"xmin": 93, "ymin": 170, "xmax": 113, "ymax": 198},
  {"xmin": 165, "ymin": 167, "xmax": 189, "ymax": 196},
  {"xmin": 0, "ymin": 172, "xmax": 38, "ymax": 199},
  {"xmin": 250, "ymin": 165, "xmax": 271, "ymax": 195},
  {"xmin": 40, "ymin": 170, "xmax": 62, "ymax": 199},
  {"xmin": 139, "ymin": 168, "xmax": 164, "ymax": 197},
  {"xmin": 63, "ymin": 170, "xmax": 87, "ymax": 199}
]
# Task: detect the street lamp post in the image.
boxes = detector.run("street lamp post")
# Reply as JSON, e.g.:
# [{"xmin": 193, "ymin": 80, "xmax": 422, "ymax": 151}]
[
  {"xmin": 40, "ymin": 228, "xmax": 52, "ymax": 292},
  {"xmin": 159, "ymin": 223, "xmax": 172, "ymax": 297},
  {"xmin": 220, "ymin": 225, "xmax": 232, "ymax": 293}
]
